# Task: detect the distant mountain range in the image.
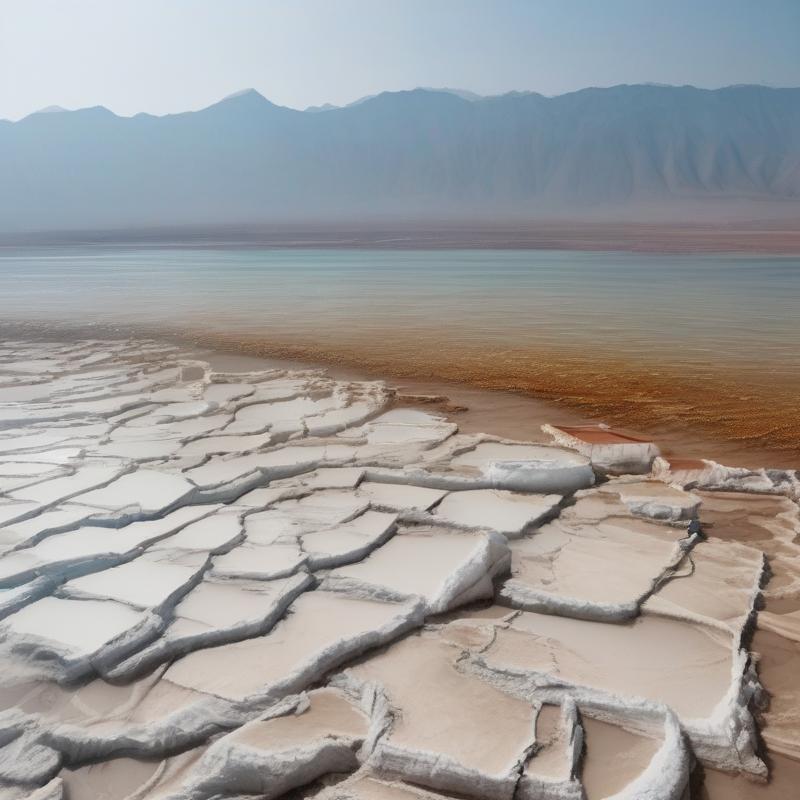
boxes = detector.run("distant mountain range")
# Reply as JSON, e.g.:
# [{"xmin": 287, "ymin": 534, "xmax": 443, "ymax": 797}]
[{"xmin": 2, "ymin": 84, "xmax": 799, "ymax": 232}]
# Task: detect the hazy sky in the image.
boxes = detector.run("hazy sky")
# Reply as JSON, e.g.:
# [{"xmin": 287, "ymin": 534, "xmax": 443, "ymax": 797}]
[{"xmin": 2, "ymin": 0, "xmax": 799, "ymax": 120}]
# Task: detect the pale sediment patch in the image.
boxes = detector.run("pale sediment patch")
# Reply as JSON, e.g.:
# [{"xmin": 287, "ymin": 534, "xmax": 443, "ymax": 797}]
[
  {"xmin": 431, "ymin": 489, "xmax": 562, "ymax": 538},
  {"xmin": 340, "ymin": 630, "xmax": 537, "ymax": 800},
  {"xmin": 177, "ymin": 688, "xmax": 370, "ymax": 799},
  {"xmin": 163, "ymin": 591, "xmax": 423, "ymax": 704},
  {"xmin": 322, "ymin": 527, "xmax": 511, "ymax": 614}
]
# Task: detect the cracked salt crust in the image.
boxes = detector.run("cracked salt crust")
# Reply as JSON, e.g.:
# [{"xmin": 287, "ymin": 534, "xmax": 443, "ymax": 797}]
[{"xmin": 0, "ymin": 338, "xmax": 792, "ymax": 798}]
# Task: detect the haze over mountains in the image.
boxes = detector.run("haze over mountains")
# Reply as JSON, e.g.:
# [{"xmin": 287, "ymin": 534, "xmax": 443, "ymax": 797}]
[{"xmin": 2, "ymin": 84, "xmax": 800, "ymax": 233}]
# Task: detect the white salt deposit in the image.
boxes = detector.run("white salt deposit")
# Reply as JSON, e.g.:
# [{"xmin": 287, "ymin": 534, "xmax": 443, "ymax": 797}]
[
  {"xmin": 433, "ymin": 489, "xmax": 562, "ymax": 537},
  {"xmin": 0, "ymin": 339, "xmax": 782, "ymax": 797}
]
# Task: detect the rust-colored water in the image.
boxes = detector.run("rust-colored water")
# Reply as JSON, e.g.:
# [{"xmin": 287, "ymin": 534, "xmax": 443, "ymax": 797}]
[
  {"xmin": 1, "ymin": 246, "xmax": 798, "ymax": 466},
  {"xmin": 190, "ymin": 326, "xmax": 800, "ymax": 468}
]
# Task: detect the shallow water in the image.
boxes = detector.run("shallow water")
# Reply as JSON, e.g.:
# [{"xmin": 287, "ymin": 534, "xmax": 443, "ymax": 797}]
[
  {"xmin": 1, "ymin": 246, "xmax": 798, "ymax": 456},
  {"xmin": 1, "ymin": 247, "xmax": 798, "ymax": 369}
]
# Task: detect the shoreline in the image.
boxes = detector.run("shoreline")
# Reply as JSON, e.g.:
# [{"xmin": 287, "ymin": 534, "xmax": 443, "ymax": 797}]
[
  {"xmin": 194, "ymin": 336, "xmax": 800, "ymax": 471},
  {"xmin": 2, "ymin": 321, "xmax": 798, "ymax": 471}
]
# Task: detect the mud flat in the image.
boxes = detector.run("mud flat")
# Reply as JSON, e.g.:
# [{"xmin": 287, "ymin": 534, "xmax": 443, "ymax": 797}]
[{"xmin": 0, "ymin": 337, "xmax": 797, "ymax": 798}]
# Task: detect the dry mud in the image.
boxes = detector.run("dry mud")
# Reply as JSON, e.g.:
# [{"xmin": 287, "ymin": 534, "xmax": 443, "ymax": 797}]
[{"xmin": 0, "ymin": 338, "xmax": 797, "ymax": 799}]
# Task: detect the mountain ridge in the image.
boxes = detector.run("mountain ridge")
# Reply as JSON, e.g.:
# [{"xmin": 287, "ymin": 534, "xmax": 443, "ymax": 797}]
[{"xmin": 2, "ymin": 84, "xmax": 799, "ymax": 232}]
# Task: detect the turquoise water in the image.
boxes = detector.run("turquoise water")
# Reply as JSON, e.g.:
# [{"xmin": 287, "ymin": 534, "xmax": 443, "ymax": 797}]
[{"xmin": 0, "ymin": 246, "xmax": 798, "ymax": 379}]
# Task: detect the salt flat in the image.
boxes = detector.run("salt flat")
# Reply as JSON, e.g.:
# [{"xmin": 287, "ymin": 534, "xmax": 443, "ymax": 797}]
[{"xmin": 0, "ymin": 337, "xmax": 796, "ymax": 799}]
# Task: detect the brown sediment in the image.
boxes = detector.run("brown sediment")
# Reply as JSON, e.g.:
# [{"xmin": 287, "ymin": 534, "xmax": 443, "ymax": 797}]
[
  {"xmin": 580, "ymin": 717, "xmax": 660, "ymax": 799},
  {"xmin": 698, "ymin": 753, "xmax": 800, "ymax": 799},
  {"xmin": 61, "ymin": 758, "xmax": 161, "ymax": 799}
]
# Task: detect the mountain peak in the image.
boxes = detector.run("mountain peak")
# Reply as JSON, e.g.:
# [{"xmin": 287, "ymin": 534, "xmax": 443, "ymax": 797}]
[
  {"xmin": 221, "ymin": 88, "xmax": 265, "ymax": 102},
  {"xmin": 205, "ymin": 88, "xmax": 283, "ymax": 114}
]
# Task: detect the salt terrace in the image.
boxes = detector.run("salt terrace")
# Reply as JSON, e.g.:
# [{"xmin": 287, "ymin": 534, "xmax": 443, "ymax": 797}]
[{"xmin": 0, "ymin": 338, "xmax": 797, "ymax": 799}]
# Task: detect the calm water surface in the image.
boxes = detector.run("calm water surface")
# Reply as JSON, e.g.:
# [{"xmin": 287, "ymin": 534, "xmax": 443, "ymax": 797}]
[{"xmin": 1, "ymin": 246, "xmax": 798, "ymax": 372}]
